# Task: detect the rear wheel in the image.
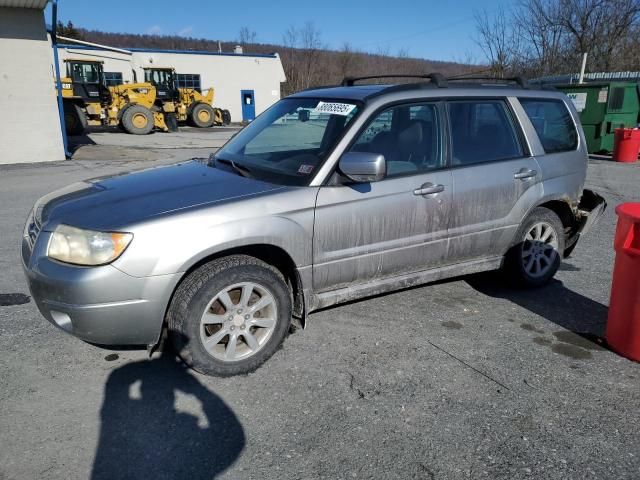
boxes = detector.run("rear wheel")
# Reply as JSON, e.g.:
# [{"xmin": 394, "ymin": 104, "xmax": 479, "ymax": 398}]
[
  {"xmin": 222, "ymin": 109, "xmax": 231, "ymax": 125},
  {"xmin": 504, "ymin": 207, "xmax": 565, "ymax": 287},
  {"xmin": 190, "ymin": 103, "xmax": 216, "ymax": 128},
  {"xmin": 121, "ymin": 104, "xmax": 154, "ymax": 135},
  {"xmin": 64, "ymin": 103, "xmax": 87, "ymax": 136},
  {"xmin": 167, "ymin": 255, "xmax": 292, "ymax": 377},
  {"xmin": 165, "ymin": 113, "xmax": 178, "ymax": 132}
]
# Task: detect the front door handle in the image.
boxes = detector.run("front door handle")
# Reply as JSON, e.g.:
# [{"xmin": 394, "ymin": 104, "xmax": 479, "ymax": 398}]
[
  {"xmin": 413, "ymin": 183, "xmax": 445, "ymax": 196},
  {"xmin": 514, "ymin": 169, "xmax": 537, "ymax": 180}
]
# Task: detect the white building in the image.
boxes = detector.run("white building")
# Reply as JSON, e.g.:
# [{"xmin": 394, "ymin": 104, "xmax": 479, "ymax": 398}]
[
  {"xmin": 56, "ymin": 43, "xmax": 286, "ymax": 123},
  {"xmin": 0, "ymin": 1, "xmax": 285, "ymax": 165},
  {"xmin": 0, "ymin": 1, "xmax": 65, "ymax": 164}
]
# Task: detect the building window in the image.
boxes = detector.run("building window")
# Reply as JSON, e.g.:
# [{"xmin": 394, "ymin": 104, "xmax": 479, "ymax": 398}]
[
  {"xmin": 176, "ymin": 73, "xmax": 202, "ymax": 92},
  {"xmin": 103, "ymin": 72, "xmax": 123, "ymax": 86}
]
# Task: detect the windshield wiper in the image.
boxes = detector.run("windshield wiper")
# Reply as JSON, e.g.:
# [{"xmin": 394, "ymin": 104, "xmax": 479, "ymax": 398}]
[{"xmin": 213, "ymin": 156, "xmax": 253, "ymax": 179}]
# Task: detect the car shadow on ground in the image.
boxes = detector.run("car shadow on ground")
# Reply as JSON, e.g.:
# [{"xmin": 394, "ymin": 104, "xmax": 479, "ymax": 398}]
[
  {"xmin": 466, "ymin": 270, "xmax": 611, "ymax": 356},
  {"xmin": 91, "ymin": 351, "xmax": 245, "ymax": 480}
]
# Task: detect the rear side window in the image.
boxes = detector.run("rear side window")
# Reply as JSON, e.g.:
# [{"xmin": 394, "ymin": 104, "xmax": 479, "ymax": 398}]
[
  {"xmin": 519, "ymin": 99, "xmax": 578, "ymax": 153},
  {"xmin": 448, "ymin": 100, "xmax": 523, "ymax": 166}
]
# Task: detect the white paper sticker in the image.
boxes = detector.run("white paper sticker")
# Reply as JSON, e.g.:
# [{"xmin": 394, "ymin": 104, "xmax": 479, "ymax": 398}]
[
  {"xmin": 598, "ymin": 88, "xmax": 608, "ymax": 103},
  {"xmin": 567, "ymin": 92, "xmax": 587, "ymax": 112},
  {"xmin": 314, "ymin": 101, "xmax": 357, "ymax": 116}
]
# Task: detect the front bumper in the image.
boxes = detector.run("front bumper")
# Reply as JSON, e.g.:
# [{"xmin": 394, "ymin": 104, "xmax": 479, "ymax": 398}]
[{"xmin": 22, "ymin": 231, "xmax": 181, "ymax": 346}]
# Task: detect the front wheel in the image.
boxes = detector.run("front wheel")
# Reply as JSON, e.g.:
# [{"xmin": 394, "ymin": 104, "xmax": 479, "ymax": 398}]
[
  {"xmin": 190, "ymin": 103, "xmax": 216, "ymax": 128},
  {"xmin": 167, "ymin": 255, "xmax": 292, "ymax": 376},
  {"xmin": 121, "ymin": 104, "xmax": 154, "ymax": 135},
  {"xmin": 504, "ymin": 207, "xmax": 565, "ymax": 287}
]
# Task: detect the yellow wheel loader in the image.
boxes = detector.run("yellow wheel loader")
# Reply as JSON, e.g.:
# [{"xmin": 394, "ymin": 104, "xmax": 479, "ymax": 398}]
[
  {"xmin": 143, "ymin": 67, "xmax": 231, "ymax": 128},
  {"xmin": 60, "ymin": 59, "xmax": 169, "ymax": 135}
]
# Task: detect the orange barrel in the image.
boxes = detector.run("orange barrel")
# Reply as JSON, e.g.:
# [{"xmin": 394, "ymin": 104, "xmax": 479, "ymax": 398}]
[
  {"xmin": 612, "ymin": 128, "xmax": 640, "ymax": 163},
  {"xmin": 606, "ymin": 203, "xmax": 640, "ymax": 361}
]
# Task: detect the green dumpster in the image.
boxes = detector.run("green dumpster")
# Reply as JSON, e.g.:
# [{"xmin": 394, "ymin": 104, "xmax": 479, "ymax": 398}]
[{"xmin": 557, "ymin": 82, "xmax": 640, "ymax": 153}]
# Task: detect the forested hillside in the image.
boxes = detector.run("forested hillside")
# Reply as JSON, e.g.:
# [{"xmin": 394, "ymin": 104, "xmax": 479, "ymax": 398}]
[{"xmin": 57, "ymin": 22, "xmax": 474, "ymax": 95}]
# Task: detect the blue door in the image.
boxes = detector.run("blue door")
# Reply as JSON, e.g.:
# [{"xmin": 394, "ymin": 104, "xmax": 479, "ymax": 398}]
[{"xmin": 241, "ymin": 90, "xmax": 256, "ymax": 122}]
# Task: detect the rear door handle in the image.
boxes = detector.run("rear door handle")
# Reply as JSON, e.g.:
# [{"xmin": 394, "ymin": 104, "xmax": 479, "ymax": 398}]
[
  {"xmin": 514, "ymin": 169, "xmax": 537, "ymax": 180},
  {"xmin": 413, "ymin": 183, "xmax": 445, "ymax": 196}
]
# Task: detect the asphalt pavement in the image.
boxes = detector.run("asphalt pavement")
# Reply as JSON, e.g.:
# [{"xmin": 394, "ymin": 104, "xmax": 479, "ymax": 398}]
[{"xmin": 0, "ymin": 138, "xmax": 639, "ymax": 479}]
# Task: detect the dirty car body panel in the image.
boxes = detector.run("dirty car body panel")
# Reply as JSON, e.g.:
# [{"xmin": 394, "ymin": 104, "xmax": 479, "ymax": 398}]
[{"xmin": 23, "ymin": 81, "xmax": 606, "ymax": 348}]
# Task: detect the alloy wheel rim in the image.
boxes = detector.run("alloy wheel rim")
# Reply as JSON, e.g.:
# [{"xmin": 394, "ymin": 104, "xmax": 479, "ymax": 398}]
[
  {"xmin": 521, "ymin": 221, "xmax": 559, "ymax": 278},
  {"xmin": 199, "ymin": 282, "xmax": 277, "ymax": 362}
]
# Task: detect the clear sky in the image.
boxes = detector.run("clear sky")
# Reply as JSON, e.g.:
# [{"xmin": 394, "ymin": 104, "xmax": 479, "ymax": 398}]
[{"xmin": 47, "ymin": 0, "xmax": 510, "ymax": 63}]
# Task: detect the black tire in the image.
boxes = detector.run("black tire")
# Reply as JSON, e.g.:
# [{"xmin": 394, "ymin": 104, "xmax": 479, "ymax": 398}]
[
  {"xmin": 121, "ymin": 104, "xmax": 154, "ymax": 135},
  {"xmin": 167, "ymin": 255, "xmax": 292, "ymax": 377},
  {"xmin": 165, "ymin": 113, "xmax": 179, "ymax": 132},
  {"xmin": 64, "ymin": 103, "xmax": 87, "ymax": 136},
  {"xmin": 212, "ymin": 107, "xmax": 223, "ymax": 126},
  {"xmin": 190, "ymin": 103, "xmax": 216, "ymax": 128},
  {"xmin": 504, "ymin": 207, "xmax": 565, "ymax": 287},
  {"xmin": 222, "ymin": 109, "xmax": 232, "ymax": 125}
]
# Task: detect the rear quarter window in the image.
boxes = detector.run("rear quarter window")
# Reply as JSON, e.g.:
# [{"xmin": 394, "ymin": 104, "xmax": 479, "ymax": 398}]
[{"xmin": 519, "ymin": 98, "xmax": 578, "ymax": 153}]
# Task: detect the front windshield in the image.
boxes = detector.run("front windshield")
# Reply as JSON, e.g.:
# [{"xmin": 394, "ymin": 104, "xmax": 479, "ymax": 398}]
[{"xmin": 216, "ymin": 98, "xmax": 360, "ymax": 186}]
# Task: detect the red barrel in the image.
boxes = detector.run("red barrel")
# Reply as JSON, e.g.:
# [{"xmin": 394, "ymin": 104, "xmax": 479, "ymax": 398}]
[
  {"xmin": 612, "ymin": 128, "xmax": 640, "ymax": 163},
  {"xmin": 606, "ymin": 203, "xmax": 640, "ymax": 361}
]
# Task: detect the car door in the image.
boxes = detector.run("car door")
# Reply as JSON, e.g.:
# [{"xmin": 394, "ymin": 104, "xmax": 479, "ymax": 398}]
[
  {"xmin": 446, "ymin": 98, "xmax": 542, "ymax": 262},
  {"xmin": 312, "ymin": 102, "xmax": 453, "ymax": 292}
]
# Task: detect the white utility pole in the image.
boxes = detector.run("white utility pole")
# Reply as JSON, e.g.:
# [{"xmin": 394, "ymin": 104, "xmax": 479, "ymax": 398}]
[{"xmin": 578, "ymin": 52, "xmax": 588, "ymax": 84}]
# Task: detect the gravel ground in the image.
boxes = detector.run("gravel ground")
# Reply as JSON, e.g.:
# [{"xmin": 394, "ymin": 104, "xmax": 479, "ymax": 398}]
[{"xmin": 0, "ymin": 144, "xmax": 639, "ymax": 479}]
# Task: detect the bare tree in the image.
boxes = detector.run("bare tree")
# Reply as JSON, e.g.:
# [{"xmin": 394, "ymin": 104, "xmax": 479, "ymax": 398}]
[
  {"xmin": 338, "ymin": 41, "xmax": 358, "ymax": 78},
  {"xmin": 298, "ymin": 22, "xmax": 324, "ymax": 90},
  {"xmin": 237, "ymin": 26, "xmax": 256, "ymax": 46},
  {"xmin": 473, "ymin": 6, "xmax": 516, "ymax": 77}
]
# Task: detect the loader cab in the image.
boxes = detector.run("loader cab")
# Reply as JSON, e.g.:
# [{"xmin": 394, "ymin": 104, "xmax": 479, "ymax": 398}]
[
  {"xmin": 64, "ymin": 60, "xmax": 112, "ymax": 106},
  {"xmin": 144, "ymin": 68, "xmax": 180, "ymax": 103}
]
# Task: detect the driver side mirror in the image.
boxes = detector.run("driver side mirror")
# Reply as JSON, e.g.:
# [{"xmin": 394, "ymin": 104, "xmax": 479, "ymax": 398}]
[{"xmin": 339, "ymin": 152, "xmax": 386, "ymax": 183}]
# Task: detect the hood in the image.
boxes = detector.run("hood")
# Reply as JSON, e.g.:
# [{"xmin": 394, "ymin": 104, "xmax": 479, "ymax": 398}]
[{"xmin": 35, "ymin": 160, "xmax": 286, "ymax": 231}]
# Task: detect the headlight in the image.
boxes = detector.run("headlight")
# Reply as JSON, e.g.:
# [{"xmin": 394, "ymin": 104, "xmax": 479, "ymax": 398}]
[{"xmin": 47, "ymin": 224, "xmax": 133, "ymax": 266}]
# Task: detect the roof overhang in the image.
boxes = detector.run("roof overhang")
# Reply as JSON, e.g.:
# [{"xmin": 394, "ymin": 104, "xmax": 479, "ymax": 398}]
[{"xmin": 0, "ymin": 0, "xmax": 49, "ymax": 8}]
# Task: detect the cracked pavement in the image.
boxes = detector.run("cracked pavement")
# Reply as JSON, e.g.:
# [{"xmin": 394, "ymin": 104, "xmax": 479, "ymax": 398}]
[{"xmin": 0, "ymin": 139, "xmax": 639, "ymax": 479}]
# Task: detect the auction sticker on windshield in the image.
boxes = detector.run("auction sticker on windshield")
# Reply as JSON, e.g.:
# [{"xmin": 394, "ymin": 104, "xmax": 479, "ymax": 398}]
[{"xmin": 314, "ymin": 101, "xmax": 357, "ymax": 116}]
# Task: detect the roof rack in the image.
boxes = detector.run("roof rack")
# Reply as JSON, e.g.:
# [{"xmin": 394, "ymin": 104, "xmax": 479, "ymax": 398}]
[
  {"xmin": 446, "ymin": 75, "xmax": 529, "ymax": 88},
  {"xmin": 341, "ymin": 73, "xmax": 448, "ymax": 88}
]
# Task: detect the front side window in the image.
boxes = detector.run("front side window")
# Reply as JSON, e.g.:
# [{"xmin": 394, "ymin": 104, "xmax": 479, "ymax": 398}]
[
  {"xmin": 144, "ymin": 69, "xmax": 174, "ymax": 86},
  {"xmin": 448, "ymin": 100, "xmax": 523, "ymax": 166},
  {"xmin": 519, "ymin": 98, "xmax": 578, "ymax": 153},
  {"xmin": 216, "ymin": 98, "xmax": 360, "ymax": 186},
  {"xmin": 70, "ymin": 63, "xmax": 101, "ymax": 84},
  {"xmin": 351, "ymin": 103, "xmax": 443, "ymax": 177}
]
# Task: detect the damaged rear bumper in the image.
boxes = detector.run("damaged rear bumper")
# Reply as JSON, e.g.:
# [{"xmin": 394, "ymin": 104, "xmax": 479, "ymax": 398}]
[{"xmin": 565, "ymin": 189, "xmax": 607, "ymax": 254}]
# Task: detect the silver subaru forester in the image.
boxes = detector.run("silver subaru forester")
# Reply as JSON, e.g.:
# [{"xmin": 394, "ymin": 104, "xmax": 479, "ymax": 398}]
[{"xmin": 23, "ymin": 75, "xmax": 605, "ymax": 376}]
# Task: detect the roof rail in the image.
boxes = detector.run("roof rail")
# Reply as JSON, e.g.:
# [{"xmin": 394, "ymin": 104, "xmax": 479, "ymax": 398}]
[
  {"xmin": 341, "ymin": 73, "xmax": 448, "ymax": 88},
  {"xmin": 446, "ymin": 75, "xmax": 529, "ymax": 88}
]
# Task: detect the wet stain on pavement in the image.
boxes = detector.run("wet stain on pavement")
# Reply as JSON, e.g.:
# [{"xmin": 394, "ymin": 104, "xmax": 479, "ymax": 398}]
[
  {"xmin": 551, "ymin": 343, "xmax": 593, "ymax": 360},
  {"xmin": 531, "ymin": 330, "xmax": 607, "ymax": 360},
  {"xmin": 553, "ymin": 331, "xmax": 607, "ymax": 351},
  {"xmin": 441, "ymin": 320, "xmax": 463, "ymax": 330},
  {"xmin": 521, "ymin": 323, "xmax": 545, "ymax": 334},
  {"xmin": 104, "ymin": 354, "xmax": 119, "ymax": 362},
  {"xmin": 0, "ymin": 293, "xmax": 31, "ymax": 306}
]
